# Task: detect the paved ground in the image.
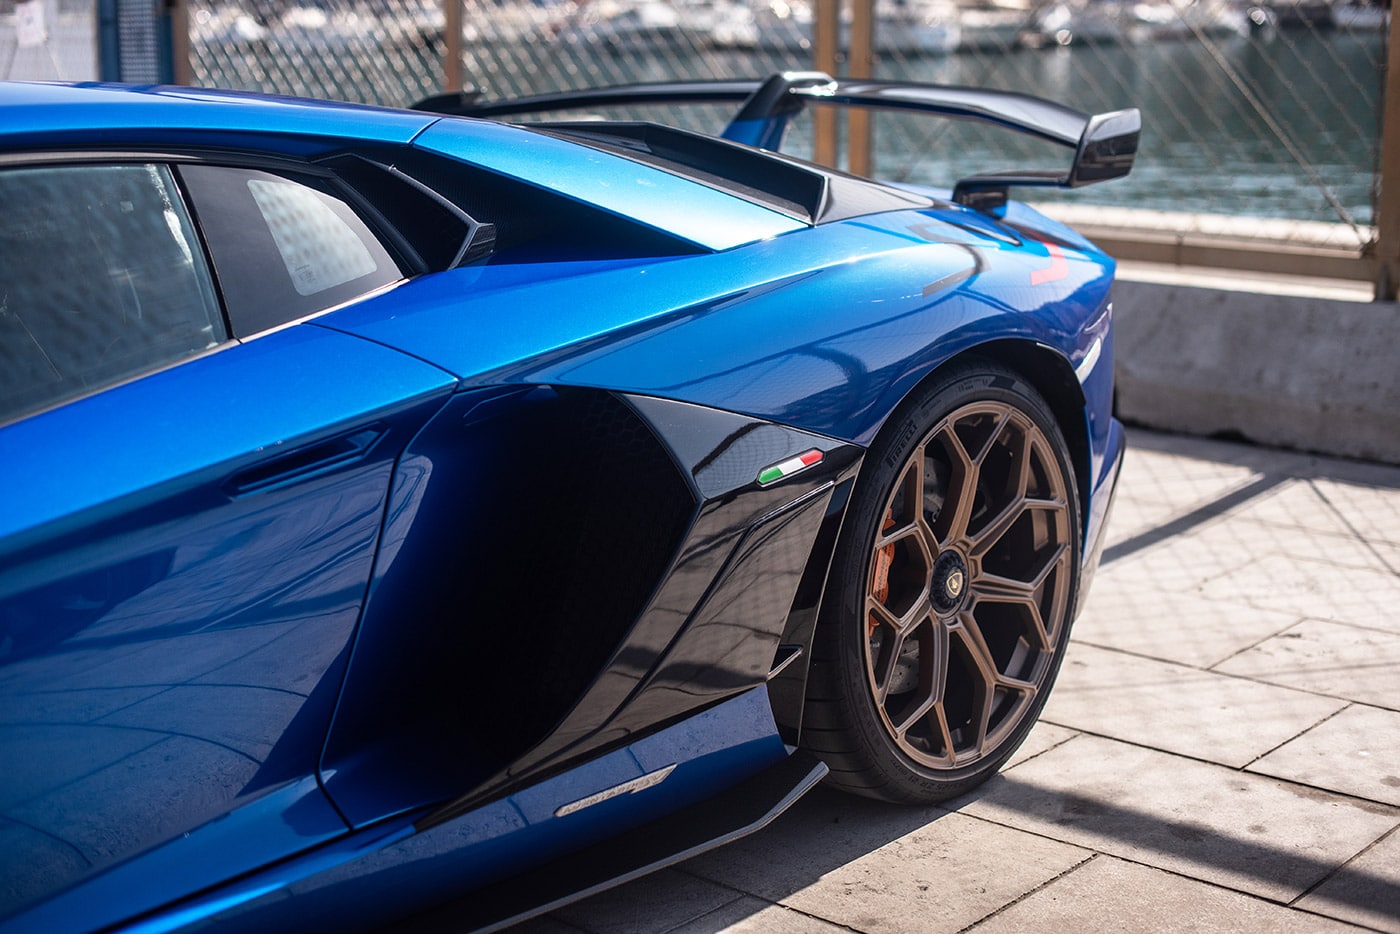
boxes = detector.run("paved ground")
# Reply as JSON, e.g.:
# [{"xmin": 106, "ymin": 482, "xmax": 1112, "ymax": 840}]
[{"xmin": 515, "ymin": 427, "xmax": 1400, "ymax": 934}]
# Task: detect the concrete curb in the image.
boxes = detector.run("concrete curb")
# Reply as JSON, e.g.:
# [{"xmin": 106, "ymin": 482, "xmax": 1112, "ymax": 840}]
[{"xmin": 1111, "ymin": 277, "xmax": 1400, "ymax": 466}]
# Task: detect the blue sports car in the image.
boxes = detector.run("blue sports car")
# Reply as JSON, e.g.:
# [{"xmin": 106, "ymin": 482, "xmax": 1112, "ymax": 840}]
[{"xmin": 0, "ymin": 74, "xmax": 1135, "ymax": 932}]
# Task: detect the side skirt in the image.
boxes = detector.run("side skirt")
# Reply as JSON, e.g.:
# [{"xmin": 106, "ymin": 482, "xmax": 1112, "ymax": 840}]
[{"xmin": 397, "ymin": 750, "xmax": 829, "ymax": 933}]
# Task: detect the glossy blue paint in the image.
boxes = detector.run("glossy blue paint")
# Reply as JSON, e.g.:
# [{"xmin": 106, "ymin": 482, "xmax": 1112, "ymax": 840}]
[
  {"xmin": 4, "ymin": 778, "xmax": 344, "ymax": 934},
  {"xmin": 110, "ymin": 687, "xmax": 787, "ymax": 933},
  {"xmin": 116, "ymin": 818, "xmax": 421, "ymax": 934},
  {"xmin": 0, "ymin": 324, "xmax": 456, "ymax": 923},
  {"xmin": 412, "ymin": 119, "xmax": 804, "ymax": 251},
  {"xmin": 322, "ymin": 203, "xmax": 1113, "ymax": 448},
  {"xmin": 0, "ymin": 82, "xmax": 434, "ymax": 154},
  {"xmin": 0, "ymin": 320, "xmax": 454, "ymax": 546}
]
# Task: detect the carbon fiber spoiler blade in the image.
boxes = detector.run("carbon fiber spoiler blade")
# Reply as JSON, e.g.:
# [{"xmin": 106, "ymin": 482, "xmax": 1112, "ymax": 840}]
[
  {"xmin": 411, "ymin": 72, "xmax": 1139, "ymax": 212},
  {"xmin": 412, "ymin": 79, "xmax": 765, "ymax": 117}
]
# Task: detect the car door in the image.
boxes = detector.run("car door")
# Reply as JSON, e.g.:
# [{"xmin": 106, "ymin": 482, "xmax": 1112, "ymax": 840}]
[{"xmin": 0, "ymin": 159, "xmax": 455, "ymax": 926}]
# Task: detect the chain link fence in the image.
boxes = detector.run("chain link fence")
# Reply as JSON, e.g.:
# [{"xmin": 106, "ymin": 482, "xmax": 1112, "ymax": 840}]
[
  {"xmin": 866, "ymin": 6, "xmax": 1384, "ymax": 248},
  {"xmin": 2, "ymin": 0, "xmax": 1383, "ymax": 242},
  {"xmin": 189, "ymin": 0, "xmax": 447, "ymax": 102}
]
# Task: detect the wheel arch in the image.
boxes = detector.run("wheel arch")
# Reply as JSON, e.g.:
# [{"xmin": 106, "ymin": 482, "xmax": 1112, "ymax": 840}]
[{"xmin": 903, "ymin": 338, "xmax": 1091, "ymax": 546}]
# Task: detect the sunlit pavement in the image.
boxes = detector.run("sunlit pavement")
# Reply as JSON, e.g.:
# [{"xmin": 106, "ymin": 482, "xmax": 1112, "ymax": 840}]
[{"xmin": 513, "ymin": 428, "xmax": 1400, "ymax": 934}]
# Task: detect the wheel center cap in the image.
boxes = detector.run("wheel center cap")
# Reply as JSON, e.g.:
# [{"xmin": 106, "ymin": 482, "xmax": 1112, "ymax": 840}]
[{"xmin": 931, "ymin": 551, "xmax": 969, "ymax": 614}]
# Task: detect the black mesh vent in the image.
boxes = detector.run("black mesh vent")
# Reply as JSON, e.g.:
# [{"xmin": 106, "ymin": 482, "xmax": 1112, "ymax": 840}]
[
  {"xmin": 524, "ymin": 391, "xmax": 688, "ymax": 736},
  {"xmin": 460, "ymin": 388, "xmax": 695, "ymax": 759},
  {"xmin": 321, "ymin": 386, "xmax": 695, "ymax": 812}
]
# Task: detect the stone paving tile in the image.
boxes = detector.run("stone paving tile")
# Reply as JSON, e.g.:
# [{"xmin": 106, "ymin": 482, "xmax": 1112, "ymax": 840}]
[
  {"xmin": 682, "ymin": 796, "xmax": 1090, "ymax": 934},
  {"xmin": 1074, "ymin": 575, "xmax": 1300, "ymax": 669},
  {"xmin": 1005, "ymin": 721, "xmax": 1079, "ymax": 770},
  {"xmin": 1230, "ymin": 478, "xmax": 1374, "ymax": 539},
  {"xmin": 1103, "ymin": 447, "xmax": 1262, "ymax": 540},
  {"xmin": 1042, "ymin": 644, "xmax": 1345, "ymax": 768},
  {"xmin": 1093, "ymin": 534, "xmax": 1251, "ymax": 601},
  {"xmin": 1261, "ymin": 532, "xmax": 1400, "ymax": 577},
  {"xmin": 1236, "ymin": 518, "xmax": 1400, "ymax": 576},
  {"xmin": 1375, "ymin": 541, "xmax": 1400, "ymax": 575},
  {"xmin": 669, "ymin": 898, "xmax": 851, "ymax": 933},
  {"xmin": 1309, "ymin": 477, "xmax": 1400, "ymax": 549},
  {"xmin": 1214, "ymin": 619, "xmax": 1400, "ymax": 710},
  {"xmin": 1101, "ymin": 485, "xmax": 1394, "ymax": 587},
  {"xmin": 544, "ymin": 869, "xmax": 741, "ymax": 934},
  {"xmin": 1092, "ymin": 509, "xmax": 1329, "ymax": 602},
  {"xmin": 1199, "ymin": 554, "xmax": 1400, "ymax": 632},
  {"xmin": 1177, "ymin": 509, "xmax": 1390, "ymax": 573},
  {"xmin": 950, "ymin": 734, "xmax": 1400, "ymax": 904},
  {"xmin": 1297, "ymin": 828, "xmax": 1400, "ymax": 933},
  {"xmin": 1247, "ymin": 705, "xmax": 1400, "ymax": 807},
  {"xmin": 1212, "ymin": 494, "xmax": 1400, "ymax": 577},
  {"xmin": 967, "ymin": 854, "xmax": 1368, "ymax": 933},
  {"xmin": 1123, "ymin": 430, "xmax": 1320, "ymax": 476}
]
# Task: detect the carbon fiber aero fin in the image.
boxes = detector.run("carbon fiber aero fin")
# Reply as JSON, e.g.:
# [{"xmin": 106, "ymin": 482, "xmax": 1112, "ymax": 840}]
[{"xmin": 410, "ymin": 79, "xmax": 765, "ymax": 119}]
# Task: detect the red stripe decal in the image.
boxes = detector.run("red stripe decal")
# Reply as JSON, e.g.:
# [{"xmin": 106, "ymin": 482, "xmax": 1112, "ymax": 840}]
[{"xmin": 1030, "ymin": 242, "xmax": 1070, "ymax": 286}]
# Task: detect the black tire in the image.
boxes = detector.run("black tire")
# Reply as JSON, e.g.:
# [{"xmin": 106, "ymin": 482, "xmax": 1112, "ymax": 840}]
[{"xmin": 803, "ymin": 359, "xmax": 1081, "ymax": 803}]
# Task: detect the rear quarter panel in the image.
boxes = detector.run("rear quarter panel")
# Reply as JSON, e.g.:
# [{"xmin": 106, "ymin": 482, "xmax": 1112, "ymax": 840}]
[{"xmin": 320, "ymin": 206, "xmax": 1115, "ymax": 448}]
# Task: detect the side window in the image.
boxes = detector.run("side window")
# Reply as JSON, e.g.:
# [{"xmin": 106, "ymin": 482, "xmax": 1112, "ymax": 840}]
[
  {"xmin": 0, "ymin": 164, "xmax": 225, "ymax": 426},
  {"xmin": 178, "ymin": 164, "xmax": 405, "ymax": 337}
]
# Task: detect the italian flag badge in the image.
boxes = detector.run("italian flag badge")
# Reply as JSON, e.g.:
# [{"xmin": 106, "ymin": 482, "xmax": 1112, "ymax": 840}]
[{"xmin": 757, "ymin": 449, "xmax": 824, "ymax": 486}]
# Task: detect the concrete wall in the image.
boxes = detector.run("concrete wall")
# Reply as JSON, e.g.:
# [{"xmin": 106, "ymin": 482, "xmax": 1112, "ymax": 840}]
[{"xmin": 1112, "ymin": 277, "xmax": 1400, "ymax": 466}]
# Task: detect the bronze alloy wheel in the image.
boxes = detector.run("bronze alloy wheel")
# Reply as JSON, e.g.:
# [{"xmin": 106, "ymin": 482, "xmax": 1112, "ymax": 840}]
[
  {"xmin": 803, "ymin": 360, "xmax": 1081, "ymax": 803},
  {"xmin": 865, "ymin": 399, "xmax": 1072, "ymax": 768}
]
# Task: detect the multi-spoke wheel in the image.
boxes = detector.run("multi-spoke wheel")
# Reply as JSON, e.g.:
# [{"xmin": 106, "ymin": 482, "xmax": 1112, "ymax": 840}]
[{"xmin": 803, "ymin": 360, "xmax": 1081, "ymax": 803}]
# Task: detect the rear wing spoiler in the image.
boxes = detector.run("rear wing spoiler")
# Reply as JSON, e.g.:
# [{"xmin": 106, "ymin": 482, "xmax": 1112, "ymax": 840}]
[{"xmin": 413, "ymin": 71, "xmax": 1139, "ymax": 212}]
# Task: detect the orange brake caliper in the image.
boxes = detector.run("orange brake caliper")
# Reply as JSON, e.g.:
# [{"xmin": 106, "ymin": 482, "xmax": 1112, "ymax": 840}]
[{"xmin": 870, "ymin": 510, "xmax": 896, "ymax": 636}]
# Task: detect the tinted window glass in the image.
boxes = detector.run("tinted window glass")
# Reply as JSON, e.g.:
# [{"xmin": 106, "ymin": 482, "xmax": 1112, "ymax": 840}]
[
  {"xmin": 0, "ymin": 164, "xmax": 225, "ymax": 425},
  {"xmin": 179, "ymin": 165, "xmax": 403, "ymax": 337}
]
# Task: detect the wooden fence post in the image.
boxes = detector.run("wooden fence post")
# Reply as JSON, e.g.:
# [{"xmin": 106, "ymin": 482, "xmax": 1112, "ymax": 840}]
[
  {"xmin": 847, "ymin": 0, "xmax": 873, "ymax": 176},
  {"xmin": 443, "ymin": 0, "xmax": 463, "ymax": 92},
  {"xmin": 812, "ymin": 0, "xmax": 840, "ymax": 166},
  {"xmin": 1375, "ymin": 19, "xmax": 1400, "ymax": 300}
]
